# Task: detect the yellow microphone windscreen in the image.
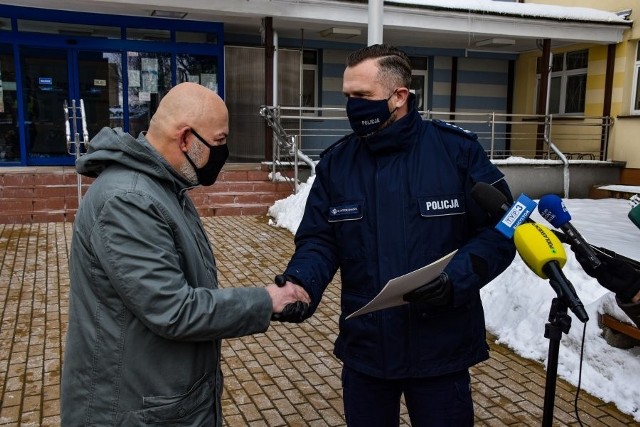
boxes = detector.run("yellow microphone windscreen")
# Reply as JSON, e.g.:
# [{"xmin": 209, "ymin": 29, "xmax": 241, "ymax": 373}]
[{"xmin": 513, "ymin": 223, "xmax": 566, "ymax": 279}]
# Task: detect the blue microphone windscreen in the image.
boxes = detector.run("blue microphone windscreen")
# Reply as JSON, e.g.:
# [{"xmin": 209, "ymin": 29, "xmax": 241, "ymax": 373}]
[{"xmin": 537, "ymin": 194, "xmax": 571, "ymax": 227}]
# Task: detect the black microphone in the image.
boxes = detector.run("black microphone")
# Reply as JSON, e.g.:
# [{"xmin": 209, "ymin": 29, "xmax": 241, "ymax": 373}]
[
  {"xmin": 471, "ymin": 181, "xmax": 514, "ymax": 218},
  {"xmin": 471, "ymin": 182, "xmax": 536, "ymax": 238},
  {"xmin": 514, "ymin": 223, "xmax": 589, "ymax": 323},
  {"xmin": 537, "ymin": 194, "xmax": 602, "ymax": 271}
]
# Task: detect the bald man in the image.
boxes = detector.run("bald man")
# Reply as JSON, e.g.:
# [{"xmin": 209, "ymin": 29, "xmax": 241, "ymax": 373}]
[{"xmin": 61, "ymin": 82, "xmax": 309, "ymax": 426}]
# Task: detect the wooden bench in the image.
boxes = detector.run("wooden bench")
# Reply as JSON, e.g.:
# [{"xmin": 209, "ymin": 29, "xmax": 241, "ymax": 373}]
[{"xmin": 598, "ymin": 313, "xmax": 640, "ymax": 349}]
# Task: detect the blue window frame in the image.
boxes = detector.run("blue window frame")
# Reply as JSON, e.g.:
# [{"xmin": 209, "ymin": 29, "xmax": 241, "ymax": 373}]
[{"xmin": 0, "ymin": 5, "xmax": 224, "ymax": 166}]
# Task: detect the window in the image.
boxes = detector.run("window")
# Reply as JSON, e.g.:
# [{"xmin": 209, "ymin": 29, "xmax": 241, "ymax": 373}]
[
  {"xmin": 177, "ymin": 54, "xmax": 218, "ymax": 92},
  {"xmin": 539, "ymin": 49, "xmax": 588, "ymax": 114},
  {"xmin": 126, "ymin": 28, "xmax": 170, "ymax": 42},
  {"xmin": 176, "ymin": 31, "xmax": 218, "ymax": 44},
  {"xmin": 0, "ymin": 43, "xmax": 19, "ymax": 162},
  {"xmin": 410, "ymin": 56, "xmax": 428, "ymax": 111},
  {"xmin": 302, "ymin": 49, "xmax": 318, "ymax": 115},
  {"xmin": 632, "ymin": 42, "xmax": 640, "ymax": 114},
  {"xmin": 126, "ymin": 52, "xmax": 172, "ymax": 136},
  {"xmin": 17, "ymin": 20, "xmax": 120, "ymax": 38}
]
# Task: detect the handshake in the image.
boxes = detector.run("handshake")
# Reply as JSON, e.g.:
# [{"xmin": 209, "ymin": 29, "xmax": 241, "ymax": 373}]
[{"xmin": 267, "ymin": 274, "xmax": 313, "ymax": 323}]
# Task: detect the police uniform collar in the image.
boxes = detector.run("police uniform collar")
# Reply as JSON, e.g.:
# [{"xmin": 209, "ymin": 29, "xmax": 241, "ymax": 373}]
[{"xmin": 362, "ymin": 93, "xmax": 420, "ymax": 154}]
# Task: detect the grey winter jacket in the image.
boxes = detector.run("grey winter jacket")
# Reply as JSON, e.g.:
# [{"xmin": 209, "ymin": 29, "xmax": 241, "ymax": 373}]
[{"xmin": 61, "ymin": 128, "xmax": 273, "ymax": 426}]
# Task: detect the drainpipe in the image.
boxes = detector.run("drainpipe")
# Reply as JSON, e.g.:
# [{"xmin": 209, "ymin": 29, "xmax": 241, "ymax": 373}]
[
  {"xmin": 272, "ymin": 30, "xmax": 280, "ymax": 178},
  {"xmin": 535, "ymin": 39, "xmax": 550, "ymax": 158},
  {"xmin": 273, "ymin": 31, "xmax": 278, "ymax": 108},
  {"xmin": 545, "ymin": 130, "xmax": 570, "ymax": 198},
  {"xmin": 368, "ymin": 0, "xmax": 383, "ymax": 45},
  {"xmin": 450, "ymin": 57, "xmax": 458, "ymax": 122},
  {"xmin": 602, "ymin": 43, "xmax": 616, "ymax": 160},
  {"xmin": 264, "ymin": 17, "xmax": 274, "ymax": 162}
]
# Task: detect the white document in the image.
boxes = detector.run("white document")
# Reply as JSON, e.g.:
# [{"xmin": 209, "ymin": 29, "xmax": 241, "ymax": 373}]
[{"xmin": 346, "ymin": 250, "xmax": 457, "ymax": 319}]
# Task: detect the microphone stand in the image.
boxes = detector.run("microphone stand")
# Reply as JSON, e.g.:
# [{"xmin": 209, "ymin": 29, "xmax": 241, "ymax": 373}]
[{"xmin": 542, "ymin": 295, "xmax": 572, "ymax": 427}]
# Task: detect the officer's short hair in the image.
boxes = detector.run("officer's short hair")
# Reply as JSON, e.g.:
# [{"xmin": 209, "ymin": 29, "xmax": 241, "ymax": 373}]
[{"xmin": 346, "ymin": 44, "xmax": 412, "ymax": 90}]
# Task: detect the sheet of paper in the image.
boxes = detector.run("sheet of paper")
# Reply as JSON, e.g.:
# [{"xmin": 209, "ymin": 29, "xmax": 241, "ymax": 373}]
[{"xmin": 345, "ymin": 250, "xmax": 457, "ymax": 319}]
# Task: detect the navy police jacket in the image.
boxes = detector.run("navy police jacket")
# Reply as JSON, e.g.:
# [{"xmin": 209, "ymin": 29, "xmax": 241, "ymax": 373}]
[{"xmin": 284, "ymin": 101, "xmax": 516, "ymax": 379}]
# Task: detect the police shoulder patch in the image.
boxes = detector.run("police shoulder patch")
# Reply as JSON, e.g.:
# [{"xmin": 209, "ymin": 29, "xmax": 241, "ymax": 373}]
[{"xmin": 431, "ymin": 119, "xmax": 478, "ymax": 141}]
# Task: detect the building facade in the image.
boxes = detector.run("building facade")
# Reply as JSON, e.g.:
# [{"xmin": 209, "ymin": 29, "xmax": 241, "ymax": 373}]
[{"xmin": 0, "ymin": 1, "xmax": 635, "ymax": 181}]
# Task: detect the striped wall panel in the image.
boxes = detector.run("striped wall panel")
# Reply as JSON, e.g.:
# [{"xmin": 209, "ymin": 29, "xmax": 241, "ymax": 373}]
[{"xmin": 309, "ymin": 49, "xmax": 511, "ymax": 154}]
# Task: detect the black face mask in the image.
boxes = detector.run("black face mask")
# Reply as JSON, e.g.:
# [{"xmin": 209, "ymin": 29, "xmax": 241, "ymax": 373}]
[
  {"xmin": 346, "ymin": 90, "xmax": 398, "ymax": 137},
  {"xmin": 185, "ymin": 129, "xmax": 229, "ymax": 186}
]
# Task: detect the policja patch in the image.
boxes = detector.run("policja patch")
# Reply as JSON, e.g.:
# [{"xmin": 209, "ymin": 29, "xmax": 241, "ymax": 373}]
[{"xmin": 419, "ymin": 193, "xmax": 465, "ymax": 217}]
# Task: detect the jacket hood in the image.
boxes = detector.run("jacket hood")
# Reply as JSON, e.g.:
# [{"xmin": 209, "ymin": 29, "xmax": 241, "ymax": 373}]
[{"xmin": 76, "ymin": 127, "xmax": 192, "ymax": 191}]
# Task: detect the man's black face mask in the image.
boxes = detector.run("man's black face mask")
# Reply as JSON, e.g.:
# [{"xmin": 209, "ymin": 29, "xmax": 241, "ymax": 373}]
[
  {"xmin": 346, "ymin": 89, "xmax": 397, "ymax": 138},
  {"xmin": 185, "ymin": 129, "xmax": 229, "ymax": 186}
]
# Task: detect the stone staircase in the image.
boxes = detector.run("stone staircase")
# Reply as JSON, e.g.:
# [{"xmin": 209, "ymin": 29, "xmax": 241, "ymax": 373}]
[{"xmin": 0, "ymin": 164, "xmax": 295, "ymax": 224}]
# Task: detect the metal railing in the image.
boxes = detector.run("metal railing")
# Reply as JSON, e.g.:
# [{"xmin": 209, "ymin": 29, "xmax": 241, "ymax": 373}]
[
  {"xmin": 64, "ymin": 99, "xmax": 89, "ymax": 203},
  {"xmin": 261, "ymin": 105, "xmax": 613, "ymax": 193}
]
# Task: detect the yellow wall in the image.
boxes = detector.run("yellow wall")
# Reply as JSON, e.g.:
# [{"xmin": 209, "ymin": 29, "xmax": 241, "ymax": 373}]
[
  {"xmin": 525, "ymin": 0, "xmax": 637, "ymax": 38},
  {"xmin": 514, "ymin": 1, "xmax": 640, "ymax": 168}
]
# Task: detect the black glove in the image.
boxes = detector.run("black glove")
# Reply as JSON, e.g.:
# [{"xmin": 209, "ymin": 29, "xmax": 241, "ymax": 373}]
[
  {"xmin": 271, "ymin": 274, "xmax": 312, "ymax": 323},
  {"xmin": 272, "ymin": 301, "xmax": 311, "ymax": 323},
  {"xmin": 573, "ymin": 247, "xmax": 640, "ymax": 303},
  {"xmin": 402, "ymin": 272, "xmax": 453, "ymax": 306}
]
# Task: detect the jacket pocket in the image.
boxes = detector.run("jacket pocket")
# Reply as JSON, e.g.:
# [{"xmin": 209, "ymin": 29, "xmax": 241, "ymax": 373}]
[{"xmin": 121, "ymin": 373, "xmax": 215, "ymax": 425}]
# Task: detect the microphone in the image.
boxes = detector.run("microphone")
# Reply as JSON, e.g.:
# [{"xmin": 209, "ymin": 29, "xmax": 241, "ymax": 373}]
[
  {"xmin": 629, "ymin": 196, "xmax": 640, "ymax": 230},
  {"xmin": 471, "ymin": 181, "xmax": 537, "ymax": 238},
  {"xmin": 537, "ymin": 194, "xmax": 602, "ymax": 271},
  {"xmin": 513, "ymin": 223, "xmax": 589, "ymax": 323}
]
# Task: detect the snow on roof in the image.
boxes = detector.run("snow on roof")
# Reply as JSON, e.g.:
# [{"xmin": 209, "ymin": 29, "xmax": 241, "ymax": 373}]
[{"xmin": 391, "ymin": 0, "xmax": 631, "ymax": 24}]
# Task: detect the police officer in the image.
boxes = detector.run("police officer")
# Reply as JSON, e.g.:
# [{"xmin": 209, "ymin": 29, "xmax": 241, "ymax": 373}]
[{"xmin": 276, "ymin": 44, "xmax": 516, "ymax": 426}]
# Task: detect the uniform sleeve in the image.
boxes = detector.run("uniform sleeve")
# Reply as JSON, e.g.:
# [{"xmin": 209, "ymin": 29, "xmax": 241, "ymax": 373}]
[
  {"xmin": 284, "ymin": 161, "xmax": 340, "ymax": 312},
  {"xmin": 442, "ymin": 138, "xmax": 517, "ymax": 306},
  {"xmin": 91, "ymin": 191, "xmax": 273, "ymax": 341}
]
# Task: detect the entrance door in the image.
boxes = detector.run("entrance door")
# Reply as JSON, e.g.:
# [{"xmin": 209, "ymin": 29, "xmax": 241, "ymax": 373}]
[
  {"xmin": 77, "ymin": 51, "xmax": 122, "ymax": 146},
  {"xmin": 20, "ymin": 47, "xmax": 70, "ymax": 164},
  {"xmin": 20, "ymin": 46, "xmax": 122, "ymax": 165}
]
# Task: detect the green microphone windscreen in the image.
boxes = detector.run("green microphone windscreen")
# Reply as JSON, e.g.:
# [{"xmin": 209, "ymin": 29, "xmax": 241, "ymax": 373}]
[{"xmin": 628, "ymin": 203, "xmax": 640, "ymax": 230}]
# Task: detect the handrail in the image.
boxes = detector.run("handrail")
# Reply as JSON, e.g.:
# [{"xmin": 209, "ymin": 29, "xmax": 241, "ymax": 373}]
[
  {"xmin": 260, "ymin": 105, "xmax": 316, "ymax": 193},
  {"xmin": 260, "ymin": 105, "xmax": 614, "ymax": 195},
  {"xmin": 543, "ymin": 115, "xmax": 570, "ymax": 198}
]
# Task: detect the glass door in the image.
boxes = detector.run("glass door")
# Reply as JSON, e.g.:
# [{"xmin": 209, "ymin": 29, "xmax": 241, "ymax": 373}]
[
  {"xmin": 126, "ymin": 51, "xmax": 171, "ymax": 137},
  {"xmin": 77, "ymin": 50, "xmax": 122, "ymax": 142},
  {"xmin": 20, "ymin": 46, "xmax": 123, "ymax": 165},
  {"xmin": 20, "ymin": 46, "xmax": 70, "ymax": 164},
  {"xmin": 0, "ymin": 43, "xmax": 19, "ymax": 163}
]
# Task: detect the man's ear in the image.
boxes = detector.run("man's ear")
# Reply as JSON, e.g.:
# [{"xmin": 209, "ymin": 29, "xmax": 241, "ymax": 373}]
[
  {"xmin": 394, "ymin": 87, "xmax": 411, "ymax": 109},
  {"xmin": 178, "ymin": 127, "xmax": 191, "ymax": 152}
]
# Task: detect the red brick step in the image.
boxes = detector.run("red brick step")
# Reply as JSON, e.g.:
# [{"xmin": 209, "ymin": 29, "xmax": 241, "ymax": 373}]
[{"xmin": 0, "ymin": 164, "xmax": 294, "ymax": 224}]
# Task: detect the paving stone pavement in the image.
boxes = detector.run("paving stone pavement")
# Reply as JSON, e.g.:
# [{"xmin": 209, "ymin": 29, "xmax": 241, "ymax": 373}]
[{"xmin": 0, "ymin": 216, "xmax": 637, "ymax": 426}]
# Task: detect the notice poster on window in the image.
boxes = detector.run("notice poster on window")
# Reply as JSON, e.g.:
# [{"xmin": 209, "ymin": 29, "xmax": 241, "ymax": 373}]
[
  {"xmin": 188, "ymin": 75, "xmax": 200, "ymax": 84},
  {"xmin": 141, "ymin": 58, "xmax": 158, "ymax": 94},
  {"xmin": 128, "ymin": 69, "xmax": 140, "ymax": 88},
  {"xmin": 201, "ymin": 73, "xmax": 217, "ymax": 92}
]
